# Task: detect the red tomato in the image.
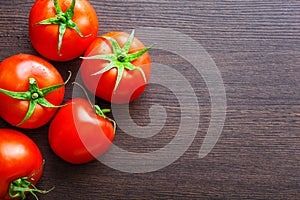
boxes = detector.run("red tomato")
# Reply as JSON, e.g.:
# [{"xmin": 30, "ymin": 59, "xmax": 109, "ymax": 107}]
[
  {"xmin": 80, "ymin": 31, "xmax": 152, "ymax": 104},
  {"xmin": 29, "ymin": 0, "xmax": 98, "ymax": 61},
  {"xmin": 0, "ymin": 54, "xmax": 65, "ymax": 129},
  {"xmin": 48, "ymin": 98, "xmax": 115, "ymax": 164},
  {"xmin": 0, "ymin": 129, "xmax": 44, "ymax": 199}
]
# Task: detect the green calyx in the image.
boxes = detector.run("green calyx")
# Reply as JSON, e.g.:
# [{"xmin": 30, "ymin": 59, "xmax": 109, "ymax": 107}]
[
  {"xmin": 34, "ymin": 0, "xmax": 89, "ymax": 54},
  {"xmin": 94, "ymin": 105, "xmax": 116, "ymax": 134},
  {"xmin": 9, "ymin": 160, "xmax": 54, "ymax": 200},
  {"xmin": 81, "ymin": 30, "xmax": 154, "ymax": 92},
  {"xmin": 0, "ymin": 72, "xmax": 71, "ymax": 126}
]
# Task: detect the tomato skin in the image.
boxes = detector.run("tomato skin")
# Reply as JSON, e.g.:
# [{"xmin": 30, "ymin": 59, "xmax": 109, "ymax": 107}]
[
  {"xmin": 0, "ymin": 54, "xmax": 65, "ymax": 129},
  {"xmin": 29, "ymin": 0, "xmax": 99, "ymax": 61},
  {"xmin": 80, "ymin": 32, "xmax": 151, "ymax": 104},
  {"xmin": 0, "ymin": 129, "xmax": 43, "ymax": 200},
  {"xmin": 48, "ymin": 98, "xmax": 115, "ymax": 164}
]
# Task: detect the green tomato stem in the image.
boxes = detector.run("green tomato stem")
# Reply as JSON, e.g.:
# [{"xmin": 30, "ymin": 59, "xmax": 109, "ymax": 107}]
[
  {"xmin": 72, "ymin": 82, "xmax": 116, "ymax": 133},
  {"xmin": 117, "ymin": 52, "xmax": 127, "ymax": 62},
  {"xmin": 31, "ymin": 93, "xmax": 39, "ymax": 100}
]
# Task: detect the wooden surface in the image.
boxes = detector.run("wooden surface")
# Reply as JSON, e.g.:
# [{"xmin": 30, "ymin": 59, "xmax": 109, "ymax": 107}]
[{"xmin": 1, "ymin": 0, "xmax": 300, "ymax": 199}]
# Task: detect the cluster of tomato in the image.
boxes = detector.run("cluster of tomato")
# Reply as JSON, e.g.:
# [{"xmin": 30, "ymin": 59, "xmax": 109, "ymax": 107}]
[{"xmin": 0, "ymin": 0, "xmax": 152, "ymax": 199}]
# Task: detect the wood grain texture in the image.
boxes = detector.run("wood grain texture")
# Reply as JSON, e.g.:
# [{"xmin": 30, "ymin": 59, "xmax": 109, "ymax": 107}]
[{"xmin": 1, "ymin": 0, "xmax": 300, "ymax": 199}]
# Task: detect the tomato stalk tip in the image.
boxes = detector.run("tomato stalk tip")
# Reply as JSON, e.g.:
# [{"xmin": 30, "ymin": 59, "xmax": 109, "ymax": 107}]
[
  {"xmin": 117, "ymin": 52, "xmax": 127, "ymax": 62},
  {"xmin": 31, "ymin": 93, "xmax": 39, "ymax": 100}
]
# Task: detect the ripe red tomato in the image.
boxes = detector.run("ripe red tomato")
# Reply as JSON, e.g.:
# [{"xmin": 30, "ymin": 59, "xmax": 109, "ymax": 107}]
[
  {"xmin": 29, "ymin": 0, "xmax": 98, "ymax": 61},
  {"xmin": 0, "ymin": 54, "xmax": 65, "ymax": 129},
  {"xmin": 80, "ymin": 31, "xmax": 152, "ymax": 104},
  {"xmin": 48, "ymin": 98, "xmax": 115, "ymax": 164},
  {"xmin": 0, "ymin": 129, "xmax": 45, "ymax": 200}
]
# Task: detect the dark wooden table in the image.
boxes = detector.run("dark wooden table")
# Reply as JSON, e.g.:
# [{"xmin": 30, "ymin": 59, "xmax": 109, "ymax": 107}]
[{"xmin": 1, "ymin": 0, "xmax": 300, "ymax": 199}]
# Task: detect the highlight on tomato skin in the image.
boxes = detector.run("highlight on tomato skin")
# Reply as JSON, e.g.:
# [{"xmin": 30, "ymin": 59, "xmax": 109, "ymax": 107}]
[
  {"xmin": 0, "ymin": 128, "xmax": 51, "ymax": 200},
  {"xmin": 0, "ymin": 54, "xmax": 66, "ymax": 129},
  {"xmin": 28, "ymin": 0, "xmax": 99, "ymax": 61},
  {"xmin": 80, "ymin": 30, "xmax": 153, "ymax": 104},
  {"xmin": 48, "ymin": 98, "xmax": 115, "ymax": 164}
]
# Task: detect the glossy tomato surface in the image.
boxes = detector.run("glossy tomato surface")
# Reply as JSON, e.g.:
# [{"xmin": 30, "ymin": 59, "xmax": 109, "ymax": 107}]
[
  {"xmin": 29, "ymin": 0, "xmax": 98, "ymax": 61},
  {"xmin": 48, "ymin": 98, "xmax": 115, "ymax": 164},
  {"xmin": 80, "ymin": 32, "xmax": 151, "ymax": 104},
  {"xmin": 0, "ymin": 54, "xmax": 65, "ymax": 129},
  {"xmin": 0, "ymin": 129, "xmax": 43, "ymax": 200}
]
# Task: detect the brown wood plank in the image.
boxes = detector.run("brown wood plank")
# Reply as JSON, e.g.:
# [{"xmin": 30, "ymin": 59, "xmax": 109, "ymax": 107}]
[{"xmin": 0, "ymin": 0, "xmax": 299, "ymax": 199}]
